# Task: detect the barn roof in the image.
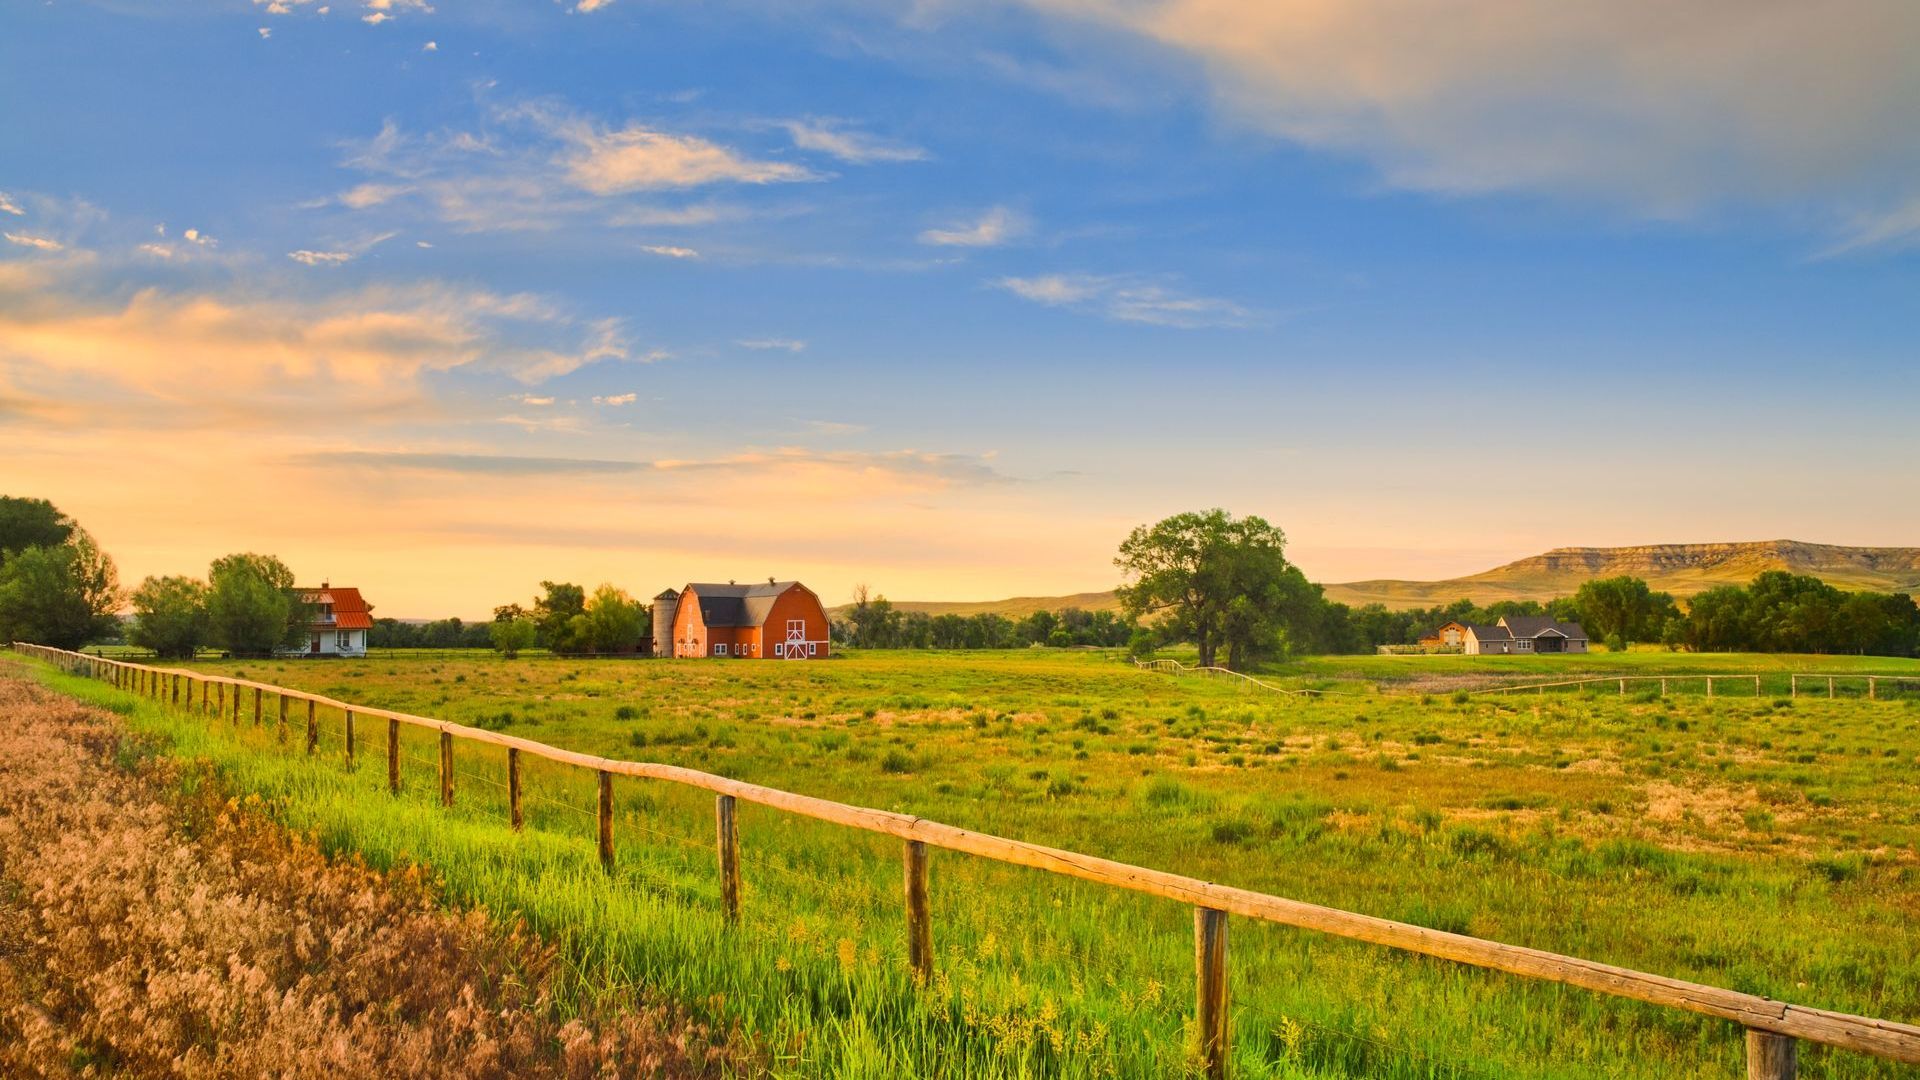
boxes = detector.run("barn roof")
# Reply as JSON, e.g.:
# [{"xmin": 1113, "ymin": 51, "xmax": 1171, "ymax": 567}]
[{"xmin": 684, "ymin": 581, "xmax": 802, "ymax": 627}]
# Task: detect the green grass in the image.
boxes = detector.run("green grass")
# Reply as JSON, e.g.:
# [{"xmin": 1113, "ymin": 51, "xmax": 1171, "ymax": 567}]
[{"xmin": 15, "ymin": 648, "xmax": 1920, "ymax": 1078}]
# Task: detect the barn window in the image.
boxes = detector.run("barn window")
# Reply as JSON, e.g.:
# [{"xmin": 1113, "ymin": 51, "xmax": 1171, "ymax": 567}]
[
  {"xmin": 808, "ymin": 642, "xmax": 818, "ymax": 656},
  {"xmin": 774, "ymin": 643, "xmax": 785, "ymax": 657},
  {"xmin": 714, "ymin": 643, "xmax": 728, "ymax": 656}
]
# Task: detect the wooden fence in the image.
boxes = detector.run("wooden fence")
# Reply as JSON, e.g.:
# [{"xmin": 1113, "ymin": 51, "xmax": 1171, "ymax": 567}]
[
  {"xmin": 1469, "ymin": 673, "xmax": 1920, "ymax": 700},
  {"xmin": 11, "ymin": 641, "xmax": 1920, "ymax": 1079},
  {"xmin": 1133, "ymin": 657, "xmax": 1334, "ymax": 696}
]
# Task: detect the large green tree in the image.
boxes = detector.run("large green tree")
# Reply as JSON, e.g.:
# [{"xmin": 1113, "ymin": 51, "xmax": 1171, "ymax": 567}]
[
  {"xmin": 1115, "ymin": 509, "xmax": 1304, "ymax": 669},
  {"xmin": 0, "ymin": 529, "xmax": 120, "ymax": 649},
  {"xmin": 206, "ymin": 553, "xmax": 301, "ymax": 656},
  {"xmin": 1571, "ymin": 575, "xmax": 1674, "ymax": 650},
  {"xmin": 534, "ymin": 581, "xmax": 587, "ymax": 653},
  {"xmin": 0, "ymin": 496, "xmax": 74, "ymax": 570},
  {"xmin": 580, "ymin": 584, "xmax": 647, "ymax": 653},
  {"xmin": 128, "ymin": 575, "xmax": 210, "ymax": 658},
  {"xmin": 489, "ymin": 616, "xmax": 537, "ymax": 658}
]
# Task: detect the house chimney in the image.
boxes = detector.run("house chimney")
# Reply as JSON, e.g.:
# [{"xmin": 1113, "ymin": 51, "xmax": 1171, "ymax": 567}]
[
  {"xmin": 728, "ymin": 579, "xmax": 736, "ymax": 585},
  {"xmin": 768, "ymin": 576, "xmax": 776, "ymax": 585},
  {"xmin": 321, "ymin": 580, "xmax": 329, "ymax": 589}
]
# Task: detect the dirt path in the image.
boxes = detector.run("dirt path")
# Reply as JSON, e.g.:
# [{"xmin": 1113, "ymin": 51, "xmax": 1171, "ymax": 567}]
[{"xmin": 0, "ymin": 672, "xmax": 744, "ymax": 1079}]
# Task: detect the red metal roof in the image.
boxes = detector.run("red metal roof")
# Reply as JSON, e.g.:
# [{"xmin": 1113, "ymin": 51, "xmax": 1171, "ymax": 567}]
[{"xmin": 300, "ymin": 586, "xmax": 373, "ymax": 631}]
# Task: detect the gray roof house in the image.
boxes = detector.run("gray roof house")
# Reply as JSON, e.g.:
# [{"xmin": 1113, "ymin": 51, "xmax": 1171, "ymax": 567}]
[{"xmin": 1463, "ymin": 616, "xmax": 1589, "ymax": 655}]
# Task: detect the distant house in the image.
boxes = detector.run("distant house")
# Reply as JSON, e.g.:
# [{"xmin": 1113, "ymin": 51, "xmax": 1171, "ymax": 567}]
[
  {"xmin": 654, "ymin": 579, "xmax": 831, "ymax": 659},
  {"xmin": 1463, "ymin": 616, "xmax": 1588, "ymax": 655},
  {"xmin": 1418, "ymin": 621, "xmax": 1468, "ymax": 647},
  {"xmin": 293, "ymin": 582, "xmax": 373, "ymax": 657}
]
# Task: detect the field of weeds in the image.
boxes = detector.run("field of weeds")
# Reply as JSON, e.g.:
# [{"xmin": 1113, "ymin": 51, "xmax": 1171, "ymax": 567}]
[
  {"xmin": 0, "ymin": 671, "xmax": 740, "ymax": 1079},
  {"xmin": 14, "ymin": 648, "xmax": 1920, "ymax": 1078}
]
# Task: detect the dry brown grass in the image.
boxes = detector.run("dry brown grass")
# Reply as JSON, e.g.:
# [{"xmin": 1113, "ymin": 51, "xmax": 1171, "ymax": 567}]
[{"xmin": 0, "ymin": 675, "xmax": 748, "ymax": 1079}]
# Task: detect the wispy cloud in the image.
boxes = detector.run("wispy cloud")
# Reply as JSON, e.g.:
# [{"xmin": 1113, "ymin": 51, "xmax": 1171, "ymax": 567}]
[
  {"xmin": 1015, "ymin": 0, "xmax": 1920, "ymax": 228},
  {"xmin": 805, "ymin": 419, "xmax": 867, "ymax": 436},
  {"xmin": 995, "ymin": 272, "xmax": 1255, "ymax": 328},
  {"xmin": 737, "ymin": 337, "xmax": 806, "ymax": 352},
  {"xmin": 593, "ymin": 392, "xmax": 637, "ymax": 406},
  {"xmin": 919, "ymin": 205, "xmax": 1026, "ymax": 247},
  {"xmin": 558, "ymin": 120, "xmax": 817, "ymax": 194},
  {"xmin": 4, "ymin": 232, "xmax": 64, "ymax": 252},
  {"xmin": 287, "ymin": 230, "xmax": 397, "ymax": 266},
  {"xmin": 781, "ymin": 119, "xmax": 927, "ymax": 164},
  {"xmin": 573, "ymin": 0, "xmax": 615, "ymax": 11},
  {"xmin": 640, "ymin": 244, "xmax": 698, "ymax": 258},
  {"xmin": 299, "ymin": 446, "xmax": 1013, "ymax": 487},
  {"xmin": 0, "ymin": 193, "xmax": 23, "ymax": 216}
]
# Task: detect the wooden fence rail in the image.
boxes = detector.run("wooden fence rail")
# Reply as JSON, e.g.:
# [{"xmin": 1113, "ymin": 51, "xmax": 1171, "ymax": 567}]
[
  {"xmin": 1470, "ymin": 673, "xmax": 1920, "ymax": 699},
  {"xmin": 11, "ymin": 641, "xmax": 1920, "ymax": 1079}
]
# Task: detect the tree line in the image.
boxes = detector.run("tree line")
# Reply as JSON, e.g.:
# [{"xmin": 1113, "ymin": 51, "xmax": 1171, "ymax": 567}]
[
  {"xmin": 1115, "ymin": 510, "xmax": 1920, "ymax": 665},
  {"xmin": 833, "ymin": 588, "xmax": 1140, "ymax": 650}
]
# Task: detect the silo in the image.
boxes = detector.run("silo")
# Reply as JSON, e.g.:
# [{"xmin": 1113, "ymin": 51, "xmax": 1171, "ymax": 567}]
[{"xmin": 652, "ymin": 589, "xmax": 680, "ymax": 658}]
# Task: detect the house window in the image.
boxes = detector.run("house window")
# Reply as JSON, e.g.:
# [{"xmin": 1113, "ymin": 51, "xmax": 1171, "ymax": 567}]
[
  {"xmin": 337, "ymin": 630, "xmax": 352, "ymax": 650},
  {"xmin": 714, "ymin": 643, "xmax": 728, "ymax": 656}
]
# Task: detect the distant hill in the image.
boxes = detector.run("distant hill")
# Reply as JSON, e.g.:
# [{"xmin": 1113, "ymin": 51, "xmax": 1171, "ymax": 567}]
[{"xmin": 841, "ymin": 541, "xmax": 1920, "ymax": 617}]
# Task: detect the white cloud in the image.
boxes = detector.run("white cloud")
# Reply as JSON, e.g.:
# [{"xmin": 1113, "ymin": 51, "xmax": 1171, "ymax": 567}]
[
  {"xmin": 593, "ymin": 392, "xmax": 637, "ymax": 406},
  {"xmin": 183, "ymin": 228, "xmax": 216, "ymax": 248},
  {"xmin": 736, "ymin": 337, "xmax": 805, "ymax": 352},
  {"xmin": 1823, "ymin": 196, "xmax": 1920, "ymax": 256},
  {"xmin": 287, "ymin": 230, "xmax": 395, "ymax": 266},
  {"xmin": 362, "ymin": 12, "xmax": 390, "ymax": 24},
  {"xmin": 289, "ymin": 249, "xmax": 353, "ymax": 266},
  {"xmin": 511, "ymin": 393, "xmax": 555, "ymax": 406},
  {"xmin": 557, "ymin": 120, "xmax": 817, "ymax": 194},
  {"xmin": 1015, "ymin": 0, "xmax": 1920, "ymax": 226},
  {"xmin": 640, "ymin": 244, "xmax": 698, "ymax": 258},
  {"xmin": 994, "ymin": 273, "xmax": 1254, "ymax": 328},
  {"xmin": 137, "ymin": 243, "xmax": 176, "ymax": 259},
  {"xmin": 422, "ymin": 40, "xmax": 437, "ymax": 51},
  {"xmin": 416, "ymin": 240, "xmax": 434, "ymax": 248},
  {"xmin": 574, "ymin": 0, "xmax": 615, "ymax": 11},
  {"xmin": 4, "ymin": 232, "xmax": 63, "ymax": 252},
  {"xmin": 782, "ymin": 119, "xmax": 927, "ymax": 164},
  {"xmin": 919, "ymin": 205, "xmax": 1026, "ymax": 247},
  {"xmin": 258, "ymin": 26, "xmax": 272, "ymax": 38},
  {"xmin": 0, "ymin": 193, "xmax": 23, "ymax": 216},
  {"xmin": 337, "ymin": 182, "xmax": 412, "ymax": 210},
  {"xmin": 607, "ymin": 203, "xmax": 744, "ymax": 227}
]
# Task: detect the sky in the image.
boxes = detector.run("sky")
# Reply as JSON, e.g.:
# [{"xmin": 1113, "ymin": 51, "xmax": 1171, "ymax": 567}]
[{"xmin": 2, "ymin": 1, "xmax": 1918, "ymax": 619}]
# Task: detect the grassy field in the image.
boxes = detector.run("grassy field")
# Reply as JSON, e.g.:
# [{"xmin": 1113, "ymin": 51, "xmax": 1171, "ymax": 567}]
[{"xmin": 13, "ymin": 648, "xmax": 1920, "ymax": 1078}]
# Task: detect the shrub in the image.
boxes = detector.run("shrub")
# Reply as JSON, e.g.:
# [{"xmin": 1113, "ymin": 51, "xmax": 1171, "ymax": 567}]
[{"xmin": 879, "ymin": 749, "xmax": 915, "ymax": 774}]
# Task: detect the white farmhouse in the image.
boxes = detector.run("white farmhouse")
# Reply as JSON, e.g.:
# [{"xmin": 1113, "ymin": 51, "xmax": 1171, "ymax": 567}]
[{"xmin": 291, "ymin": 582, "xmax": 373, "ymax": 657}]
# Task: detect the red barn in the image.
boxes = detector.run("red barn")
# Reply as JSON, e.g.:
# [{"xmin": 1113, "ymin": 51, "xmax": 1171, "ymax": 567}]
[{"xmin": 655, "ymin": 580, "xmax": 831, "ymax": 659}]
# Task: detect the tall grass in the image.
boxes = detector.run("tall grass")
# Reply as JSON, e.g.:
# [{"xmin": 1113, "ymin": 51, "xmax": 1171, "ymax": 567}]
[{"xmin": 16, "ymin": 650, "xmax": 1920, "ymax": 1078}]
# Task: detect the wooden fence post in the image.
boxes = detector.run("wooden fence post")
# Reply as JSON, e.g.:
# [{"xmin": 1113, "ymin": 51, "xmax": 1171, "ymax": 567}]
[
  {"xmin": 306, "ymin": 699, "xmax": 318, "ymax": 755},
  {"xmin": 387, "ymin": 719, "xmax": 401, "ymax": 793},
  {"xmin": 201, "ymin": 678, "xmax": 209, "ymax": 714},
  {"xmin": 1790, "ymin": 675, "xmax": 1797, "ymax": 699},
  {"xmin": 1195, "ymin": 906, "xmax": 1230, "ymax": 1079},
  {"xmin": 597, "ymin": 771, "xmax": 615, "ymax": 872},
  {"xmin": 277, "ymin": 695, "xmax": 288, "ymax": 744},
  {"xmin": 1870, "ymin": 677, "xmax": 1877, "ymax": 701},
  {"xmin": 1707, "ymin": 677, "xmax": 1714, "ymax": 699},
  {"xmin": 344, "ymin": 709, "xmax": 355, "ymax": 766},
  {"xmin": 439, "ymin": 731, "xmax": 454, "ymax": 806},
  {"xmin": 904, "ymin": 839, "xmax": 932, "ymax": 984},
  {"xmin": 1619, "ymin": 678, "xmax": 1626, "ymax": 696},
  {"xmin": 716, "ymin": 794, "xmax": 740, "ymax": 924},
  {"xmin": 216, "ymin": 681, "xmax": 224, "ymax": 718},
  {"xmin": 507, "ymin": 747, "xmax": 522, "ymax": 830},
  {"xmin": 1747, "ymin": 1029, "xmax": 1797, "ymax": 1079},
  {"xmin": 1828, "ymin": 677, "xmax": 1835, "ymax": 699},
  {"xmin": 253, "ymin": 687, "xmax": 262, "ymax": 726},
  {"xmin": 231, "ymin": 683, "xmax": 240, "ymax": 724}
]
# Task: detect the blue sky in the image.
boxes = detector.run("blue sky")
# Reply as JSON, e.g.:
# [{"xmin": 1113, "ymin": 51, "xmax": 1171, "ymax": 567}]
[{"xmin": 2, "ymin": 1, "xmax": 1917, "ymax": 616}]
